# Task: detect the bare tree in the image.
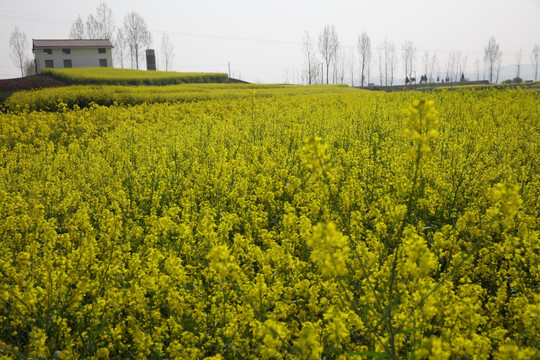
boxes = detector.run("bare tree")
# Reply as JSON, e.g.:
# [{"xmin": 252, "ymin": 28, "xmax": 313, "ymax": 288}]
[
  {"xmin": 515, "ymin": 50, "xmax": 522, "ymax": 80},
  {"xmin": 446, "ymin": 52, "xmax": 455, "ymax": 82},
  {"xmin": 532, "ymin": 44, "xmax": 540, "ymax": 81},
  {"xmin": 23, "ymin": 59, "xmax": 36, "ymax": 76},
  {"xmin": 378, "ymin": 39, "xmax": 395, "ymax": 86},
  {"xmin": 9, "ymin": 27, "xmax": 28, "ymax": 77},
  {"xmin": 318, "ymin": 24, "xmax": 339, "ymax": 84},
  {"xmin": 357, "ymin": 32, "xmax": 371, "ymax": 87},
  {"xmin": 378, "ymin": 46, "xmax": 384, "ymax": 86},
  {"xmin": 445, "ymin": 51, "xmax": 464, "ymax": 82},
  {"xmin": 302, "ymin": 59, "xmax": 321, "ymax": 85},
  {"xmin": 88, "ymin": 3, "xmax": 115, "ymax": 39},
  {"xmin": 391, "ymin": 44, "xmax": 397, "ymax": 85},
  {"xmin": 334, "ymin": 45, "xmax": 346, "ymax": 84},
  {"xmin": 315, "ymin": 59, "xmax": 323, "ymax": 84},
  {"xmin": 332, "ymin": 45, "xmax": 339, "ymax": 83},
  {"xmin": 70, "ymin": 15, "xmax": 86, "ymax": 39},
  {"xmin": 123, "ymin": 12, "xmax": 152, "ymax": 69},
  {"xmin": 474, "ymin": 57, "xmax": 480, "ymax": 81},
  {"xmin": 402, "ymin": 40, "xmax": 415, "ymax": 84},
  {"xmin": 86, "ymin": 14, "xmax": 100, "ymax": 39},
  {"xmin": 422, "ymin": 50, "xmax": 430, "ymax": 81},
  {"xmin": 429, "ymin": 53, "xmax": 438, "ymax": 83},
  {"xmin": 70, "ymin": 3, "xmax": 114, "ymax": 40},
  {"xmin": 366, "ymin": 51, "xmax": 372, "ymax": 85},
  {"xmin": 161, "ymin": 34, "xmax": 175, "ymax": 71},
  {"xmin": 340, "ymin": 64, "xmax": 346, "ymax": 84},
  {"xmin": 347, "ymin": 48, "xmax": 355, "ymax": 86},
  {"xmin": 445, "ymin": 53, "xmax": 452, "ymax": 81},
  {"xmin": 495, "ymin": 51, "xmax": 503, "ymax": 84},
  {"xmin": 302, "ymin": 31, "xmax": 318, "ymax": 85},
  {"xmin": 455, "ymin": 52, "xmax": 462, "ymax": 82},
  {"xmin": 460, "ymin": 53, "xmax": 467, "ymax": 81},
  {"xmin": 484, "ymin": 37, "xmax": 502, "ymax": 83},
  {"xmin": 386, "ymin": 40, "xmax": 396, "ymax": 86},
  {"xmin": 114, "ymin": 28, "xmax": 127, "ymax": 68}
]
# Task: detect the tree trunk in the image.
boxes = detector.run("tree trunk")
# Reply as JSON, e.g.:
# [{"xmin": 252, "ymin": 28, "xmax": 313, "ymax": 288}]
[
  {"xmin": 326, "ymin": 63, "xmax": 329, "ymax": 84},
  {"xmin": 361, "ymin": 62, "xmax": 365, "ymax": 87}
]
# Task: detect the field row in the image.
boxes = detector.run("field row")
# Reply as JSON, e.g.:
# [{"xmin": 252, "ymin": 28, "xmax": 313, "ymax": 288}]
[{"xmin": 5, "ymin": 83, "xmax": 358, "ymax": 112}]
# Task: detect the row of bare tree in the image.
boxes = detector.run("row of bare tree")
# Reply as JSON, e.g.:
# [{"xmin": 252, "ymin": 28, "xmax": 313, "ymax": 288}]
[
  {"xmin": 301, "ymin": 25, "xmax": 540, "ymax": 86},
  {"xmin": 69, "ymin": 3, "xmax": 174, "ymax": 71},
  {"xmin": 7, "ymin": 15, "xmax": 540, "ymax": 82},
  {"xmin": 302, "ymin": 25, "xmax": 349, "ymax": 85}
]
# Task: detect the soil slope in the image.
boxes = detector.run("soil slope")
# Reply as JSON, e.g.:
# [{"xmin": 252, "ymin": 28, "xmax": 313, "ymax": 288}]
[{"xmin": 0, "ymin": 75, "xmax": 67, "ymax": 93}]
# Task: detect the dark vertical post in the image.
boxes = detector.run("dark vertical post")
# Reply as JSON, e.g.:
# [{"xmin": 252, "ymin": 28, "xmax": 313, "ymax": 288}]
[{"xmin": 146, "ymin": 49, "xmax": 156, "ymax": 71}]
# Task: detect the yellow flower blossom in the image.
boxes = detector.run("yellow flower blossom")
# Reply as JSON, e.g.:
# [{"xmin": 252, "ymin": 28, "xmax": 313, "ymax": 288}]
[{"xmin": 307, "ymin": 222, "xmax": 350, "ymax": 277}]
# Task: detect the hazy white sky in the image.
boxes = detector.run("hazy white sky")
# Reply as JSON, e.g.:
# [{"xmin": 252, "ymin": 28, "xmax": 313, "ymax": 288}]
[{"xmin": 1, "ymin": 0, "xmax": 540, "ymax": 83}]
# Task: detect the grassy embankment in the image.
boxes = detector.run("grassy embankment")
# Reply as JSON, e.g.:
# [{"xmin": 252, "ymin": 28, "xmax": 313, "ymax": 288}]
[{"xmin": 41, "ymin": 67, "xmax": 230, "ymax": 86}]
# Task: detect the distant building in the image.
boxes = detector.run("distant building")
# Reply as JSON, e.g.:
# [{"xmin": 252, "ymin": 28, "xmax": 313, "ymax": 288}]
[{"xmin": 32, "ymin": 39, "xmax": 113, "ymax": 74}]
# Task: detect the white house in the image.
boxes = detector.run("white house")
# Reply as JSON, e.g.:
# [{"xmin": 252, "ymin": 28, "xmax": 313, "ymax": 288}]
[{"xmin": 32, "ymin": 39, "xmax": 113, "ymax": 74}]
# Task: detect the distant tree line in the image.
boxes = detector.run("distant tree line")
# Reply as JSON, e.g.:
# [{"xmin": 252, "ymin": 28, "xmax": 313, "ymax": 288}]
[{"xmin": 301, "ymin": 26, "xmax": 540, "ymax": 86}]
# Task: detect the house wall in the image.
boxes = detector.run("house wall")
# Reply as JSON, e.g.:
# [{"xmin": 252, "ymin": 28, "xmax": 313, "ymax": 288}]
[{"xmin": 35, "ymin": 47, "xmax": 113, "ymax": 73}]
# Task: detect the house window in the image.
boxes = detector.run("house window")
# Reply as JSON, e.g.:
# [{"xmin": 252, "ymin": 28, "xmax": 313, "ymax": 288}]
[
  {"xmin": 44, "ymin": 49, "xmax": 52, "ymax": 55},
  {"xmin": 63, "ymin": 59, "xmax": 72, "ymax": 68},
  {"xmin": 62, "ymin": 48, "xmax": 71, "ymax": 54},
  {"xmin": 98, "ymin": 48, "xmax": 106, "ymax": 54},
  {"xmin": 99, "ymin": 59, "xmax": 108, "ymax": 67},
  {"xmin": 45, "ymin": 60, "xmax": 54, "ymax": 68}
]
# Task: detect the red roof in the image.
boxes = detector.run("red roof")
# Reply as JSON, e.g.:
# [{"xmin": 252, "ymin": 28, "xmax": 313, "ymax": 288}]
[{"xmin": 33, "ymin": 39, "xmax": 113, "ymax": 49}]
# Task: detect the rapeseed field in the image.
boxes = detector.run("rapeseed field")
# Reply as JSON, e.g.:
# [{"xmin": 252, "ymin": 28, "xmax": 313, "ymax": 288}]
[{"xmin": 0, "ymin": 87, "xmax": 538, "ymax": 359}]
